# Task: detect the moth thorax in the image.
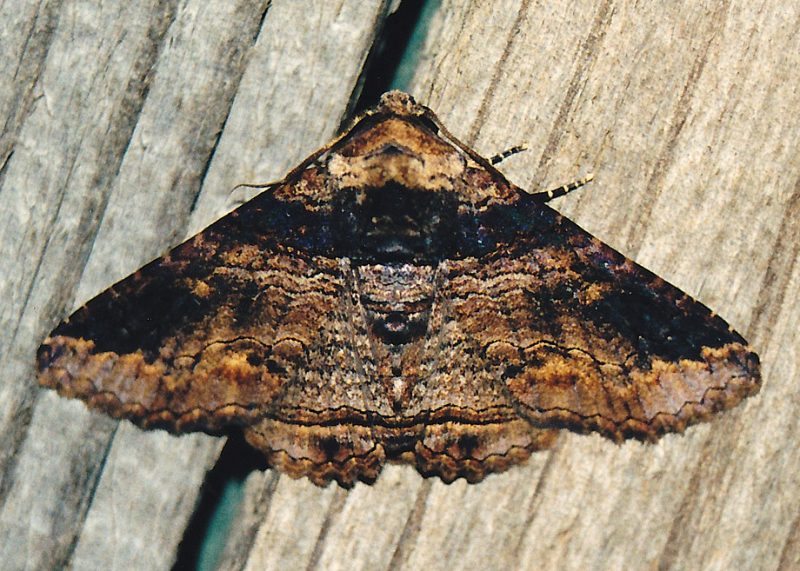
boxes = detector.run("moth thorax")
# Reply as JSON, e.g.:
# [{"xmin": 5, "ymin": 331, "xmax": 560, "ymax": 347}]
[{"xmin": 336, "ymin": 183, "xmax": 458, "ymax": 263}]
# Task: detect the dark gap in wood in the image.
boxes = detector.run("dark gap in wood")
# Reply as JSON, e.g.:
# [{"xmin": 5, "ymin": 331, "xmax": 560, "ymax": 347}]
[
  {"xmin": 172, "ymin": 431, "xmax": 266, "ymax": 571},
  {"xmin": 351, "ymin": 0, "xmax": 428, "ymax": 115}
]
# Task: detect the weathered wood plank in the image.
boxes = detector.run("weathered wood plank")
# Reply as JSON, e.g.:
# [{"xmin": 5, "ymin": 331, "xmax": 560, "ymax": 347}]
[
  {"xmin": 0, "ymin": 1, "xmax": 395, "ymax": 569},
  {"xmin": 1, "ymin": 5, "xmax": 186, "ymax": 569}
]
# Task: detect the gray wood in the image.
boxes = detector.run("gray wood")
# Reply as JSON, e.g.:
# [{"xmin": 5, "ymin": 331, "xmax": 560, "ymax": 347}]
[
  {"xmin": 1, "ymin": 1, "xmax": 797, "ymax": 570},
  {"xmin": 0, "ymin": 1, "xmax": 396, "ymax": 569}
]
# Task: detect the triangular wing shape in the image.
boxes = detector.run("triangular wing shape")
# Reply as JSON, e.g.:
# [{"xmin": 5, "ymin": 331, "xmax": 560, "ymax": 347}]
[
  {"xmin": 441, "ymin": 198, "xmax": 760, "ymax": 441},
  {"xmin": 38, "ymin": 189, "xmax": 379, "ymax": 434}
]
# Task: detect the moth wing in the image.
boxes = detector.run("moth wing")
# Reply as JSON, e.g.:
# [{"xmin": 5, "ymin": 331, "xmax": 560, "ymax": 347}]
[
  {"xmin": 444, "ymin": 202, "xmax": 760, "ymax": 441},
  {"xmin": 37, "ymin": 190, "xmax": 353, "ymax": 433}
]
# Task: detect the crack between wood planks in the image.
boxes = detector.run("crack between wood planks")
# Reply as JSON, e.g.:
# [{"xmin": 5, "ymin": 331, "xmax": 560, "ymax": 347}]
[{"xmin": 346, "ymin": 0, "xmax": 428, "ymax": 120}]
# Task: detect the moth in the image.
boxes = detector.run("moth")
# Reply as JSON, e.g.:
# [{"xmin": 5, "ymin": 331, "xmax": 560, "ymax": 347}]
[{"xmin": 38, "ymin": 91, "xmax": 760, "ymax": 487}]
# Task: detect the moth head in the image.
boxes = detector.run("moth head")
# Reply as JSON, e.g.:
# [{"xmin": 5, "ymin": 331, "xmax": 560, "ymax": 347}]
[
  {"xmin": 376, "ymin": 90, "xmax": 424, "ymax": 117},
  {"xmin": 327, "ymin": 116, "xmax": 465, "ymax": 192}
]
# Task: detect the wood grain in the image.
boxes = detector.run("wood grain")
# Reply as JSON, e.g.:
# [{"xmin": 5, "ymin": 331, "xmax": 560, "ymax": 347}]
[{"xmin": 1, "ymin": 1, "xmax": 797, "ymax": 570}]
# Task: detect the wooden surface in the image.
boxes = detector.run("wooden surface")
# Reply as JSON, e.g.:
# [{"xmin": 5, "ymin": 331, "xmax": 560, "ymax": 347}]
[{"xmin": 0, "ymin": 1, "xmax": 798, "ymax": 570}]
